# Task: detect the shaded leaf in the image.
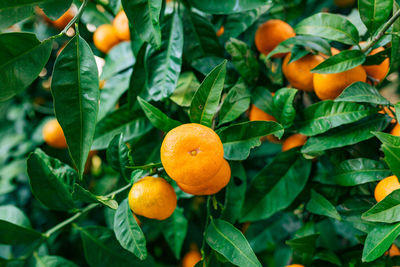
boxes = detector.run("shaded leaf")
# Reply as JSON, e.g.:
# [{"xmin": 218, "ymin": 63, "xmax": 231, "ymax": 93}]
[
  {"xmin": 161, "ymin": 208, "xmax": 188, "ymax": 259},
  {"xmin": 268, "ymin": 36, "xmax": 332, "ymax": 59},
  {"xmin": 101, "ymin": 42, "xmax": 135, "ymax": 80},
  {"xmin": 187, "ymin": 0, "xmax": 268, "ymax": 14},
  {"xmin": 362, "ymin": 189, "xmax": 400, "ymax": 223},
  {"xmin": 72, "ymin": 184, "xmax": 118, "ymax": 210},
  {"xmin": 359, "ymin": 0, "xmax": 393, "ymax": 34},
  {"xmin": 306, "ymin": 190, "xmax": 341, "ymax": 220},
  {"xmin": 106, "ymin": 133, "xmax": 131, "ymax": 182},
  {"xmin": 335, "ymin": 81, "xmax": 390, "ymax": 105},
  {"xmin": 311, "ymin": 50, "xmax": 365, "ymax": 74},
  {"xmin": 170, "ymin": 72, "xmax": 200, "ymax": 107}
]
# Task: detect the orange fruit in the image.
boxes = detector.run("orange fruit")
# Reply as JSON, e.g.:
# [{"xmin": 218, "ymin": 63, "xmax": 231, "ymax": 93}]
[
  {"xmin": 42, "ymin": 119, "xmax": 68, "ymax": 149},
  {"xmin": 374, "ymin": 175, "xmax": 400, "ymax": 202},
  {"xmin": 160, "ymin": 124, "xmax": 224, "ymax": 186},
  {"xmin": 182, "ymin": 250, "xmax": 202, "ymax": 267},
  {"xmin": 133, "ymin": 213, "xmax": 142, "ymax": 227},
  {"xmin": 363, "ymin": 46, "xmax": 389, "ymax": 84},
  {"xmin": 391, "ymin": 123, "xmax": 400, "ymax": 136},
  {"xmin": 255, "ymin": 19, "xmax": 295, "ymax": 58},
  {"xmin": 313, "ymin": 66, "xmax": 367, "ymax": 100},
  {"xmin": 379, "ymin": 106, "xmax": 396, "ymax": 123},
  {"xmin": 177, "ymin": 159, "xmax": 231, "ymax": 195},
  {"xmin": 282, "ymin": 134, "xmax": 307, "ymax": 152},
  {"xmin": 388, "ymin": 244, "xmax": 400, "ymax": 257},
  {"xmin": 112, "ymin": 11, "xmax": 130, "ymax": 41},
  {"xmin": 216, "ymin": 26, "xmax": 224, "ymax": 37},
  {"xmin": 286, "ymin": 265, "xmax": 305, "ymax": 267},
  {"xmin": 282, "ymin": 53, "xmax": 324, "ymax": 91},
  {"xmin": 99, "ymin": 80, "xmax": 106, "ymax": 89},
  {"xmin": 93, "ymin": 24, "xmax": 120, "ymax": 53},
  {"xmin": 49, "ymin": 7, "xmax": 76, "ymax": 29},
  {"xmin": 334, "ymin": 0, "xmax": 356, "ymax": 7},
  {"xmin": 128, "ymin": 176, "xmax": 177, "ymax": 220},
  {"xmin": 249, "ymin": 104, "xmax": 276, "ymax": 122}
]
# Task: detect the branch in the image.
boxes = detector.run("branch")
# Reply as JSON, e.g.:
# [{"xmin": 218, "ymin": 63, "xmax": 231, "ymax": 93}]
[{"xmin": 61, "ymin": 0, "xmax": 89, "ymax": 34}]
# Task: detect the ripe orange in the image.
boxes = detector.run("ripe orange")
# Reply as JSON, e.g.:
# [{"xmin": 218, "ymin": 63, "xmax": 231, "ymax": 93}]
[
  {"xmin": 249, "ymin": 104, "xmax": 276, "ymax": 122},
  {"xmin": 391, "ymin": 123, "xmax": 400, "ymax": 136},
  {"xmin": 255, "ymin": 19, "xmax": 295, "ymax": 58},
  {"xmin": 182, "ymin": 250, "xmax": 202, "ymax": 267},
  {"xmin": 313, "ymin": 66, "xmax": 367, "ymax": 100},
  {"xmin": 112, "ymin": 11, "xmax": 130, "ymax": 41},
  {"xmin": 282, "ymin": 134, "xmax": 307, "ymax": 152},
  {"xmin": 128, "ymin": 176, "xmax": 177, "ymax": 220},
  {"xmin": 379, "ymin": 106, "xmax": 396, "ymax": 123},
  {"xmin": 49, "ymin": 7, "xmax": 76, "ymax": 29},
  {"xmin": 282, "ymin": 53, "xmax": 324, "ymax": 91},
  {"xmin": 388, "ymin": 244, "xmax": 400, "ymax": 257},
  {"xmin": 93, "ymin": 24, "xmax": 120, "ymax": 53},
  {"xmin": 286, "ymin": 265, "xmax": 304, "ymax": 267},
  {"xmin": 334, "ymin": 0, "xmax": 356, "ymax": 7},
  {"xmin": 177, "ymin": 159, "xmax": 231, "ymax": 195},
  {"xmin": 363, "ymin": 46, "xmax": 389, "ymax": 84},
  {"xmin": 160, "ymin": 124, "xmax": 224, "ymax": 186},
  {"xmin": 374, "ymin": 175, "xmax": 400, "ymax": 202},
  {"xmin": 42, "ymin": 119, "xmax": 68, "ymax": 149},
  {"xmin": 216, "ymin": 26, "xmax": 224, "ymax": 37}
]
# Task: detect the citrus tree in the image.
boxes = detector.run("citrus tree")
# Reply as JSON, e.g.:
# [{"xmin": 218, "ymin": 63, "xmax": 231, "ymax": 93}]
[{"xmin": 2, "ymin": 0, "xmax": 400, "ymax": 266}]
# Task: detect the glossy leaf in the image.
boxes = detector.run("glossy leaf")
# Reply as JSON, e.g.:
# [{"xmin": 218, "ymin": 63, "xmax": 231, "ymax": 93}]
[
  {"xmin": 251, "ymin": 86, "xmax": 274, "ymax": 115},
  {"xmin": 170, "ymin": 72, "xmax": 200, "ymax": 107},
  {"xmin": 137, "ymin": 97, "xmax": 181, "ymax": 133},
  {"xmin": 311, "ymin": 50, "xmax": 365, "ymax": 74},
  {"xmin": 390, "ymin": 3, "xmax": 400, "ymax": 73},
  {"xmin": 51, "ymin": 35, "xmax": 99, "ymax": 178},
  {"xmin": 101, "ymin": 42, "xmax": 135, "ymax": 80},
  {"xmin": 297, "ymin": 100, "xmax": 377, "ymax": 136},
  {"xmin": 72, "ymin": 184, "xmax": 118, "ymax": 210},
  {"xmin": 218, "ymin": 121, "xmax": 284, "ymax": 160},
  {"xmin": 187, "ymin": 0, "xmax": 268, "ymax": 14},
  {"xmin": 218, "ymin": 80, "xmax": 251, "ymax": 126},
  {"xmin": 0, "ymin": 33, "xmax": 52, "ymax": 101},
  {"xmin": 27, "ymin": 149, "xmax": 77, "ymax": 211},
  {"xmin": 122, "ymin": 0, "xmax": 162, "ymax": 48},
  {"xmin": 286, "ymin": 233, "xmax": 319, "ymax": 255},
  {"xmin": 271, "ymin": 88, "xmax": 297, "ymax": 128},
  {"xmin": 128, "ymin": 43, "xmax": 148, "ymax": 110},
  {"xmin": 106, "ymin": 133, "xmax": 131, "ymax": 182},
  {"xmin": 0, "ymin": 205, "xmax": 43, "ymax": 245},
  {"xmin": 362, "ymin": 189, "xmax": 400, "ymax": 223},
  {"xmin": 362, "ymin": 222, "xmax": 400, "ymax": 262},
  {"xmin": 114, "ymin": 199, "xmax": 147, "ymax": 260},
  {"xmin": 161, "ymin": 208, "xmax": 188, "ymax": 259},
  {"xmin": 306, "ymin": 190, "xmax": 341, "ymax": 220},
  {"xmin": 205, "ymin": 219, "xmax": 262, "ymax": 267},
  {"xmin": 373, "ymin": 132, "xmax": 400, "ymax": 178},
  {"xmin": 268, "ymin": 36, "xmax": 332, "ymax": 59},
  {"xmin": 30, "ymin": 255, "xmax": 78, "ymax": 267},
  {"xmin": 335, "ymin": 81, "xmax": 390, "ymax": 105},
  {"xmin": 301, "ymin": 114, "xmax": 391, "ymax": 154},
  {"xmin": 395, "ymin": 103, "xmax": 400, "ymax": 122},
  {"xmin": 225, "ymin": 38, "xmax": 259, "ymax": 84},
  {"xmin": 147, "ymin": 13, "xmax": 183, "ymax": 101},
  {"xmin": 190, "ymin": 60, "xmax": 227, "ymax": 127},
  {"xmin": 359, "ymin": 0, "xmax": 393, "ymax": 34},
  {"xmin": 295, "ymin": 13, "xmax": 359, "ymax": 45},
  {"xmin": 333, "ymin": 158, "xmax": 391, "ymax": 186}
]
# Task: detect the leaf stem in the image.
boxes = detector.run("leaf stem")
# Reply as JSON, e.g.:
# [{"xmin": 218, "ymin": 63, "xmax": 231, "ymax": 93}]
[
  {"xmin": 362, "ymin": 9, "xmax": 400, "ymax": 53},
  {"xmin": 44, "ymin": 183, "xmax": 131, "ymax": 237},
  {"xmin": 61, "ymin": 0, "xmax": 89, "ymax": 35}
]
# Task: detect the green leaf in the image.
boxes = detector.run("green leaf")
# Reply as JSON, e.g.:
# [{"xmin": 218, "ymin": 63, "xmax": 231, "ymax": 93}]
[
  {"xmin": 311, "ymin": 50, "xmax": 365, "ymax": 74},
  {"xmin": 137, "ymin": 97, "xmax": 181, "ymax": 133},
  {"xmin": 0, "ymin": 6, "xmax": 33, "ymax": 30},
  {"xmin": 147, "ymin": 13, "xmax": 183, "ymax": 101},
  {"xmin": 395, "ymin": 103, "xmax": 400, "ymax": 122},
  {"xmin": 295, "ymin": 12, "xmax": 360, "ymax": 45},
  {"xmin": 306, "ymin": 190, "xmax": 341, "ymax": 220},
  {"xmin": 161, "ymin": 207, "xmax": 188, "ymax": 259},
  {"xmin": 313, "ymin": 250, "xmax": 342, "ymax": 266},
  {"xmin": 251, "ymin": 86, "xmax": 274, "ymax": 115},
  {"xmin": 127, "ymin": 43, "xmax": 148, "ymax": 110},
  {"xmin": 205, "ymin": 219, "xmax": 262, "ymax": 267},
  {"xmin": 106, "ymin": 133, "xmax": 131, "ymax": 182},
  {"xmin": 334, "ymin": 81, "xmax": 390, "ymax": 105},
  {"xmin": 390, "ymin": 2, "xmax": 400, "ymax": 73},
  {"xmin": 297, "ymin": 100, "xmax": 378, "ymax": 136},
  {"xmin": 38, "ymin": 0, "xmax": 72, "ymax": 20},
  {"xmin": 286, "ymin": 233, "xmax": 320, "ymax": 255},
  {"xmin": 72, "ymin": 184, "xmax": 118, "ymax": 210},
  {"xmin": 218, "ymin": 80, "xmax": 251, "ymax": 126},
  {"xmin": 101, "ymin": 42, "xmax": 135, "ymax": 80},
  {"xmin": 27, "ymin": 149, "xmax": 77, "ymax": 211},
  {"xmin": 271, "ymin": 88, "xmax": 297, "ymax": 128},
  {"xmin": 92, "ymin": 105, "xmax": 153, "ymax": 150},
  {"xmin": 0, "ymin": 205, "xmax": 43, "ymax": 245},
  {"xmin": 114, "ymin": 199, "xmax": 147, "ymax": 260},
  {"xmin": 373, "ymin": 132, "xmax": 400, "ymax": 178},
  {"xmin": 51, "ymin": 35, "xmax": 99, "ymax": 178},
  {"xmin": 170, "ymin": 72, "xmax": 200, "ymax": 107},
  {"xmin": 187, "ymin": 0, "xmax": 269, "ymax": 14},
  {"xmin": 333, "ymin": 158, "xmax": 391, "ymax": 186},
  {"xmin": 78, "ymin": 225, "xmax": 153, "ymax": 267},
  {"xmin": 362, "ymin": 222, "xmax": 400, "ymax": 262},
  {"xmin": 268, "ymin": 36, "xmax": 332, "ymax": 59},
  {"xmin": 221, "ymin": 162, "xmax": 247, "ymax": 224},
  {"xmin": 190, "ymin": 60, "xmax": 227, "ymax": 127},
  {"xmin": 225, "ymin": 38, "xmax": 259, "ymax": 84},
  {"xmin": 0, "ymin": 33, "xmax": 52, "ymax": 101},
  {"xmin": 241, "ymin": 150, "xmax": 311, "ymax": 222},
  {"xmin": 218, "ymin": 121, "xmax": 284, "ymax": 160},
  {"xmin": 359, "ymin": 0, "xmax": 393, "ymax": 35},
  {"xmin": 301, "ymin": 114, "xmax": 391, "ymax": 154},
  {"xmin": 122, "ymin": 0, "xmax": 162, "ymax": 48},
  {"xmin": 30, "ymin": 255, "xmax": 78, "ymax": 267},
  {"xmin": 362, "ymin": 189, "xmax": 400, "ymax": 223}
]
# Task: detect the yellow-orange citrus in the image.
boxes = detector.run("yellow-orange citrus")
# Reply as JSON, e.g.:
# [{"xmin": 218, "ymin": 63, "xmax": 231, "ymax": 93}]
[
  {"xmin": 391, "ymin": 123, "xmax": 400, "ymax": 136},
  {"xmin": 363, "ymin": 46, "xmax": 389, "ymax": 84},
  {"xmin": 182, "ymin": 250, "xmax": 202, "ymax": 267},
  {"xmin": 286, "ymin": 265, "xmax": 305, "ymax": 267},
  {"xmin": 282, "ymin": 134, "xmax": 307, "ymax": 152},
  {"xmin": 42, "ymin": 119, "xmax": 68, "ymax": 148},
  {"xmin": 160, "ymin": 124, "xmax": 224, "ymax": 186},
  {"xmin": 388, "ymin": 244, "xmax": 400, "ymax": 257},
  {"xmin": 249, "ymin": 104, "xmax": 276, "ymax": 122},
  {"xmin": 128, "ymin": 176, "xmax": 177, "ymax": 220},
  {"xmin": 374, "ymin": 175, "xmax": 400, "ymax": 202},
  {"xmin": 177, "ymin": 159, "xmax": 231, "ymax": 195},
  {"xmin": 93, "ymin": 24, "xmax": 120, "ymax": 53},
  {"xmin": 113, "ymin": 11, "xmax": 130, "ymax": 41},
  {"xmin": 216, "ymin": 26, "xmax": 224, "ymax": 37},
  {"xmin": 282, "ymin": 53, "xmax": 324, "ymax": 91},
  {"xmin": 49, "ymin": 7, "xmax": 76, "ymax": 29},
  {"xmin": 379, "ymin": 106, "xmax": 396, "ymax": 123},
  {"xmin": 255, "ymin": 19, "xmax": 295, "ymax": 58},
  {"xmin": 313, "ymin": 66, "xmax": 367, "ymax": 100}
]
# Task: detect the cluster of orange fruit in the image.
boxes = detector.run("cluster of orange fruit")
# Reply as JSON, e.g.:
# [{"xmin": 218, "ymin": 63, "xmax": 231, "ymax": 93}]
[
  {"xmin": 93, "ymin": 11, "xmax": 130, "ymax": 53},
  {"xmin": 161, "ymin": 123, "xmax": 231, "ymax": 195}
]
